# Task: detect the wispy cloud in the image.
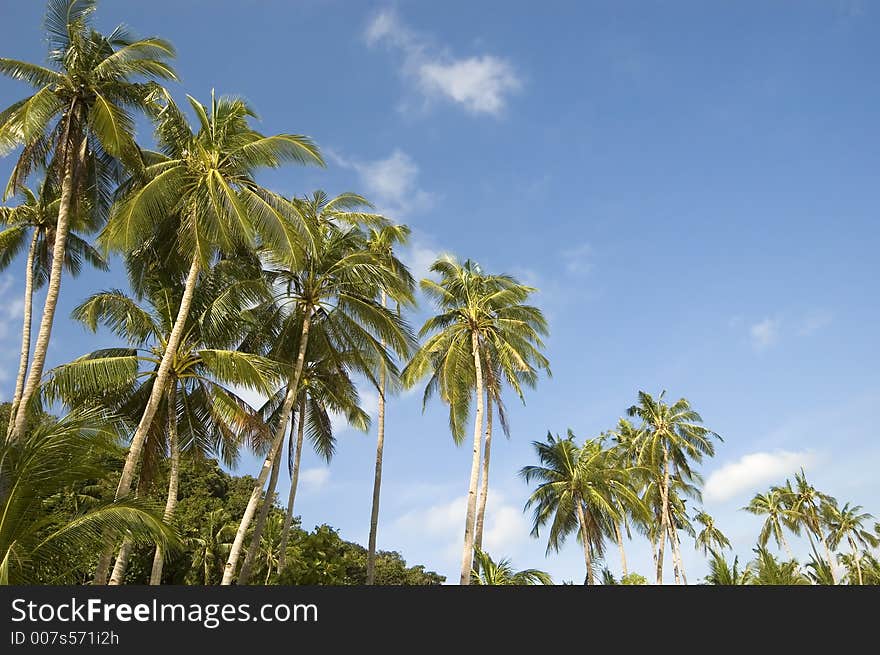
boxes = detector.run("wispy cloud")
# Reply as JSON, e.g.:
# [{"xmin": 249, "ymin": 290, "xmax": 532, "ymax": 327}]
[
  {"xmin": 365, "ymin": 9, "xmax": 521, "ymax": 116},
  {"xmin": 796, "ymin": 310, "xmax": 833, "ymax": 336},
  {"xmin": 561, "ymin": 242, "xmax": 593, "ymax": 275},
  {"xmin": 704, "ymin": 450, "xmax": 818, "ymax": 503},
  {"xmin": 749, "ymin": 317, "xmax": 780, "ymax": 350},
  {"xmin": 327, "ymin": 148, "xmax": 434, "ymax": 220},
  {"xmin": 300, "ymin": 467, "xmax": 331, "ymax": 492}
]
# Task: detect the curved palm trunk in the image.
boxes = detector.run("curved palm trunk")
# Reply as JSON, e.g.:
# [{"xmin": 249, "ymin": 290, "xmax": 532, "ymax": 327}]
[
  {"xmin": 10, "ymin": 113, "xmax": 83, "ymax": 442},
  {"xmin": 458, "ymin": 330, "xmax": 485, "ymax": 586},
  {"xmin": 222, "ymin": 309, "xmax": 312, "ymax": 585},
  {"xmin": 656, "ymin": 461, "xmax": 671, "ymax": 585},
  {"xmin": 277, "ymin": 400, "xmax": 305, "ymax": 573},
  {"xmin": 149, "ymin": 386, "xmax": 180, "ymax": 585},
  {"xmin": 777, "ymin": 528, "xmax": 795, "ymax": 560},
  {"xmin": 96, "ymin": 256, "xmax": 201, "ymax": 584},
  {"xmin": 667, "ymin": 519, "xmax": 685, "ymax": 584},
  {"xmin": 575, "ymin": 501, "xmax": 595, "ymax": 585},
  {"xmin": 6, "ymin": 231, "xmax": 38, "ymax": 440},
  {"xmin": 614, "ymin": 521, "xmax": 628, "ymax": 577},
  {"xmin": 818, "ymin": 530, "xmax": 838, "ymax": 584},
  {"xmin": 107, "ymin": 470, "xmax": 151, "ymax": 585},
  {"xmin": 366, "ymin": 302, "xmax": 387, "ymax": 585},
  {"xmin": 848, "ymin": 536, "xmax": 863, "ymax": 585},
  {"xmin": 473, "ymin": 393, "xmax": 493, "ymax": 555},
  {"xmin": 238, "ymin": 450, "xmax": 282, "ymax": 585}
]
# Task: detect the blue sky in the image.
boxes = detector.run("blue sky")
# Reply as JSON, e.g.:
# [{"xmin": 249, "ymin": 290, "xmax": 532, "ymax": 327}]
[{"xmin": 1, "ymin": 0, "xmax": 879, "ymax": 584}]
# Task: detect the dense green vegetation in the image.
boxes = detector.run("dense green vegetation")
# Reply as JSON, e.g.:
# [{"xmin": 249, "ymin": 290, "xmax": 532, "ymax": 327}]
[{"xmin": 1, "ymin": 2, "xmax": 877, "ymax": 586}]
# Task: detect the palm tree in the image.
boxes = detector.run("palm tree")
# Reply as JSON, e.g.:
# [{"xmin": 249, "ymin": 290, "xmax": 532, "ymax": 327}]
[
  {"xmin": 0, "ymin": 179, "xmax": 107, "ymax": 438},
  {"xmin": 187, "ymin": 509, "xmax": 235, "ymax": 585},
  {"xmin": 604, "ymin": 424, "xmax": 650, "ymax": 578},
  {"xmin": 404, "ymin": 256, "xmax": 548, "ymax": 585},
  {"xmin": 694, "ymin": 510, "xmax": 731, "ymax": 555},
  {"xmin": 825, "ymin": 502, "xmax": 877, "ymax": 585},
  {"xmin": 470, "ymin": 549, "xmax": 552, "ymax": 585},
  {"xmin": 703, "ymin": 550, "xmax": 750, "ymax": 585},
  {"xmin": 749, "ymin": 547, "xmax": 809, "ymax": 585},
  {"xmin": 628, "ymin": 390, "xmax": 720, "ymax": 584},
  {"xmin": 0, "ymin": 0, "xmax": 177, "ymax": 441},
  {"xmin": 520, "ymin": 432, "xmax": 638, "ymax": 585},
  {"xmin": 46, "ymin": 260, "xmax": 279, "ymax": 584},
  {"xmin": 0, "ymin": 407, "xmax": 175, "ymax": 584},
  {"xmin": 743, "ymin": 488, "xmax": 798, "ymax": 559},
  {"xmin": 221, "ymin": 192, "xmax": 412, "ymax": 584},
  {"xmin": 365, "ymin": 223, "xmax": 415, "ymax": 585},
  {"xmin": 96, "ymin": 92, "xmax": 322, "ymax": 583},
  {"xmin": 785, "ymin": 470, "xmax": 838, "ymax": 584},
  {"xmin": 239, "ymin": 342, "xmax": 370, "ymax": 584}
]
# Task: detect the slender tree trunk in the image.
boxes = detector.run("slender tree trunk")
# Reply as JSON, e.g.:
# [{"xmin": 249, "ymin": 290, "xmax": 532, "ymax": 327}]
[
  {"xmin": 366, "ymin": 292, "xmax": 388, "ymax": 585},
  {"xmin": 473, "ymin": 393, "xmax": 493, "ymax": 555},
  {"xmin": 238, "ymin": 451, "xmax": 282, "ymax": 585},
  {"xmin": 6, "ymin": 231, "xmax": 38, "ymax": 440},
  {"xmin": 667, "ymin": 518, "xmax": 685, "ymax": 584},
  {"xmin": 222, "ymin": 309, "xmax": 312, "ymax": 585},
  {"xmin": 614, "ymin": 522, "xmax": 628, "ymax": 577},
  {"xmin": 778, "ymin": 529, "xmax": 795, "ymax": 561},
  {"xmin": 95, "ymin": 256, "xmax": 201, "ymax": 584},
  {"xmin": 150, "ymin": 385, "xmax": 180, "ymax": 585},
  {"xmin": 818, "ymin": 530, "xmax": 838, "ymax": 584},
  {"xmin": 651, "ymin": 536, "xmax": 659, "ymax": 580},
  {"xmin": 11, "ymin": 109, "xmax": 82, "ymax": 441},
  {"xmin": 576, "ymin": 501, "xmax": 594, "ymax": 585},
  {"xmin": 108, "ymin": 470, "xmax": 151, "ymax": 585},
  {"xmin": 458, "ymin": 330, "xmax": 485, "ymax": 586},
  {"xmin": 848, "ymin": 536, "xmax": 863, "ymax": 585},
  {"xmin": 656, "ymin": 458, "xmax": 671, "ymax": 585},
  {"xmin": 277, "ymin": 400, "xmax": 305, "ymax": 573}
]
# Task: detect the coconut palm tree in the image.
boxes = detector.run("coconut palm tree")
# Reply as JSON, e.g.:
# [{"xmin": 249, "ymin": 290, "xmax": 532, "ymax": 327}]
[
  {"xmin": 404, "ymin": 256, "xmax": 548, "ymax": 585},
  {"xmin": 825, "ymin": 502, "xmax": 877, "ymax": 585},
  {"xmin": 0, "ymin": 407, "xmax": 175, "ymax": 584},
  {"xmin": 694, "ymin": 510, "xmax": 731, "ymax": 555},
  {"xmin": 520, "ymin": 432, "xmax": 638, "ymax": 585},
  {"xmin": 239, "ymin": 341, "xmax": 370, "ymax": 584},
  {"xmin": 703, "ymin": 550, "xmax": 750, "ymax": 585},
  {"xmin": 470, "ymin": 549, "xmax": 552, "ymax": 585},
  {"xmin": 187, "ymin": 509, "xmax": 235, "ymax": 585},
  {"xmin": 95, "ymin": 92, "xmax": 322, "ymax": 583},
  {"xmin": 627, "ymin": 390, "xmax": 720, "ymax": 584},
  {"xmin": 45, "ymin": 260, "xmax": 280, "ymax": 584},
  {"xmin": 743, "ymin": 488, "xmax": 798, "ymax": 559},
  {"xmin": 749, "ymin": 547, "xmax": 809, "ymax": 585},
  {"xmin": 364, "ymin": 223, "xmax": 415, "ymax": 585},
  {"xmin": 785, "ymin": 470, "xmax": 837, "ymax": 584},
  {"xmin": 0, "ymin": 179, "xmax": 107, "ymax": 438},
  {"xmin": 221, "ymin": 193, "xmax": 412, "ymax": 584},
  {"xmin": 0, "ymin": 0, "xmax": 177, "ymax": 440}
]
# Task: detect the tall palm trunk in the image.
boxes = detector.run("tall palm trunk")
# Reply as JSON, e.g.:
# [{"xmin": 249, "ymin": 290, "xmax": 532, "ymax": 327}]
[
  {"xmin": 458, "ymin": 330, "xmax": 485, "ymax": 585},
  {"xmin": 6, "ymin": 231, "xmax": 38, "ymax": 439},
  {"xmin": 238, "ymin": 451, "xmax": 282, "ymax": 585},
  {"xmin": 473, "ymin": 393, "xmax": 493, "ymax": 554},
  {"xmin": 575, "ymin": 501, "xmax": 594, "ymax": 585},
  {"xmin": 818, "ymin": 529, "xmax": 838, "ymax": 584},
  {"xmin": 97, "ymin": 256, "xmax": 201, "ymax": 584},
  {"xmin": 222, "ymin": 308, "xmax": 312, "ymax": 585},
  {"xmin": 666, "ymin": 518, "xmax": 685, "ymax": 584},
  {"xmin": 655, "ymin": 454, "xmax": 671, "ymax": 584},
  {"xmin": 848, "ymin": 536, "xmax": 863, "ymax": 585},
  {"xmin": 149, "ymin": 385, "xmax": 180, "ymax": 585},
  {"xmin": 277, "ymin": 400, "xmax": 305, "ymax": 573},
  {"xmin": 11, "ymin": 109, "xmax": 83, "ymax": 441},
  {"xmin": 778, "ymin": 528, "xmax": 795, "ymax": 560},
  {"xmin": 366, "ymin": 292, "xmax": 388, "ymax": 585},
  {"xmin": 613, "ymin": 521, "xmax": 628, "ymax": 577}
]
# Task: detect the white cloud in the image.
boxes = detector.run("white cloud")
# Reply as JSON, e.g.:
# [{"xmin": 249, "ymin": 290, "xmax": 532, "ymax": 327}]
[
  {"xmin": 749, "ymin": 317, "xmax": 779, "ymax": 350},
  {"xmin": 401, "ymin": 240, "xmax": 441, "ymax": 284},
  {"xmin": 561, "ymin": 242, "xmax": 593, "ymax": 275},
  {"xmin": 365, "ymin": 9, "xmax": 521, "ymax": 116},
  {"xmin": 299, "ymin": 467, "xmax": 331, "ymax": 491},
  {"xmin": 327, "ymin": 148, "xmax": 434, "ymax": 220},
  {"xmin": 392, "ymin": 491, "xmax": 529, "ymax": 564},
  {"xmin": 796, "ymin": 310, "xmax": 833, "ymax": 336},
  {"xmin": 704, "ymin": 450, "xmax": 818, "ymax": 502}
]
